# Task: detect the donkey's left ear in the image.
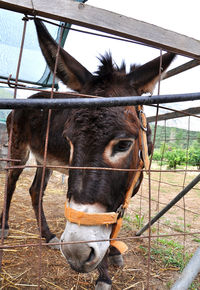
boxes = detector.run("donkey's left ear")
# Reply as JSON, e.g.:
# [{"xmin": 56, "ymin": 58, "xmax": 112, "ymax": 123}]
[{"xmin": 127, "ymin": 52, "xmax": 176, "ymax": 95}]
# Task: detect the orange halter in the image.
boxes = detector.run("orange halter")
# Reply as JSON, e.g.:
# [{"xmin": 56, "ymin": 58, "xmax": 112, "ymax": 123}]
[{"xmin": 64, "ymin": 105, "xmax": 149, "ymax": 254}]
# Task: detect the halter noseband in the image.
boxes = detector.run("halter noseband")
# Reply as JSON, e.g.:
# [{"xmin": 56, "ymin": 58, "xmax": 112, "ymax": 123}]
[{"xmin": 64, "ymin": 105, "xmax": 149, "ymax": 254}]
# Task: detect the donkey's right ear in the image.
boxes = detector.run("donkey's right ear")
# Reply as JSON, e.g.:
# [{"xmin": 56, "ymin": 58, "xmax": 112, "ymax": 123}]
[{"xmin": 34, "ymin": 19, "xmax": 92, "ymax": 92}]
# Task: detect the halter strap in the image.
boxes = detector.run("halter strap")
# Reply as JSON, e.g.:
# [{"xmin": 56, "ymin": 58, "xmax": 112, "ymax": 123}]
[
  {"xmin": 110, "ymin": 160, "xmax": 143, "ymax": 253},
  {"xmin": 65, "ymin": 204, "xmax": 118, "ymax": 226}
]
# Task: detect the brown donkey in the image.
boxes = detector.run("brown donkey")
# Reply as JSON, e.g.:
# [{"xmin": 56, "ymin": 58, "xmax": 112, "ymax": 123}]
[{"xmin": 0, "ymin": 19, "xmax": 175, "ymax": 289}]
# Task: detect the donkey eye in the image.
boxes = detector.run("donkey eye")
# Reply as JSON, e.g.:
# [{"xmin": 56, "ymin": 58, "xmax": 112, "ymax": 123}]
[
  {"xmin": 113, "ymin": 140, "xmax": 133, "ymax": 154},
  {"xmin": 103, "ymin": 138, "xmax": 135, "ymax": 165}
]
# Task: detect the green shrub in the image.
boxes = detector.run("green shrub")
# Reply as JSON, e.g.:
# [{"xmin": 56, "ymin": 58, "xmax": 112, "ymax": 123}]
[
  {"xmin": 152, "ymin": 143, "xmax": 167, "ymax": 161},
  {"xmin": 152, "ymin": 142, "xmax": 200, "ymax": 169},
  {"xmin": 164, "ymin": 148, "xmax": 186, "ymax": 169},
  {"xmin": 188, "ymin": 148, "xmax": 200, "ymax": 169},
  {"xmin": 152, "ymin": 150, "xmax": 162, "ymax": 161}
]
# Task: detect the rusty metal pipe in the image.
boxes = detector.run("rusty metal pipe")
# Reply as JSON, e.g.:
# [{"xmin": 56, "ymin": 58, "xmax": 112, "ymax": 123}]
[{"xmin": 171, "ymin": 247, "xmax": 200, "ymax": 290}]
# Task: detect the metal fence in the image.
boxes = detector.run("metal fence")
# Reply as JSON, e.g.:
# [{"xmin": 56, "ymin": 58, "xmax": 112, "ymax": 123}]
[{"xmin": 0, "ymin": 8, "xmax": 200, "ymax": 290}]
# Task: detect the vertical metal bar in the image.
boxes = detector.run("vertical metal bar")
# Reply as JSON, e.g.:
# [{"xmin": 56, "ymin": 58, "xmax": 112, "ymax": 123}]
[
  {"xmin": 155, "ymin": 49, "xmax": 164, "ymax": 243},
  {"xmin": 156, "ymin": 119, "xmax": 167, "ymax": 241},
  {"xmin": 37, "ymin": 23, "xmax": 64, "ymax": 289},
  {"xmin": 146, "ymin": 169, "xmax": 152, "ymax": 289},
  {"xmin": 147, "ymin": 49, "xmax": 163, "ymax": 289},
  {"xmin": 149, "ymin": 49, "xmax": 163, "ymax": 167},
  {"xmin": 182, "ymin": 116, "xmax": 190, "ymax": 263},
  {"xmin": 0, "ymin": 17, "xmax": 28, "ymax": 271},
  {"xmin": 139, "ymin": 182, "xmax": 143, "ymax": 228}
]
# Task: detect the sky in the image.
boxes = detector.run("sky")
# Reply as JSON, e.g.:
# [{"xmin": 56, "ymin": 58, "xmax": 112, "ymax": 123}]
[
  {"xmin": 64, "ymin": 0, "xmax": 200, "ymax": 93},
  {"xmin": 60, "ymin": 0, "xmax": 200, "ymax": 130}
]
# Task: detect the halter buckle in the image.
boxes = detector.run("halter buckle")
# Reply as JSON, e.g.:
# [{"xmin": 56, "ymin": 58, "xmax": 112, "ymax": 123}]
[
  {"xmin": 116, "ymin": 204, "xmax": 125, "ymax": 219},
  {"xmin": 138, "ymin": 109, "xmax": 147, "ymax": 132}
]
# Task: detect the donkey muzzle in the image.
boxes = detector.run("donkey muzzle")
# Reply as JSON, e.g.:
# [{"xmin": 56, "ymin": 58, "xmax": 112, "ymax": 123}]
[{"xmin": 60, "ymin": 221, "xmax": 111, "ymax": 273}]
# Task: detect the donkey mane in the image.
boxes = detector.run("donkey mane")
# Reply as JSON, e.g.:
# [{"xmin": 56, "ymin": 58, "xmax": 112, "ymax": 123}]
[
  {"xmin": 95, "ymin": 52, "xmax": 139, "ymax": 78},
  {"xmin": 84, "ymin": 53, "xmax": 142, "ymax": 98},
  {"xmin": 96, "ymin": 53, "xmax": 125, "ymax": 76}
]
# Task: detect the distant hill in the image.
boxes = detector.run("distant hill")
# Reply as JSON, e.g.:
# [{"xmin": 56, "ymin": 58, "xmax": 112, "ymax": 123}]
[{"xmin": 150, "ymin": 124, "xmax": 200, "ymax": 149}]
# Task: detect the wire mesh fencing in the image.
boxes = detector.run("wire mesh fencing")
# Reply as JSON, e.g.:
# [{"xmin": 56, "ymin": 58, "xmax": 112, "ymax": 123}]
[{"xmin": 0, "ymin": 14, "xmax": 200, "ymax": 290}]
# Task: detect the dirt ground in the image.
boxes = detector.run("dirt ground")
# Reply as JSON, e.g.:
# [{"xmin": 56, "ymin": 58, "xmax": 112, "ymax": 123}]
[{"xmin": 0, "ymin": 164, "xmax": 200, "ymax": 289}]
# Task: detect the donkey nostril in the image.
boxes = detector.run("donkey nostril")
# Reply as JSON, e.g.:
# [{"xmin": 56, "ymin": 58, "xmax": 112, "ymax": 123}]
[{"xmin": 86, "ymin": 247, "xmax": 95, "ymax": 264}]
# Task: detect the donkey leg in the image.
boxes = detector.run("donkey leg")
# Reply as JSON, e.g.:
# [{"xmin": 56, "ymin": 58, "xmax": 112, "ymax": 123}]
[
  {"xmin": 29, "ymin": 166, "xmax": 59, "ymax": 249},
  {"xmin": 0, "ymin": 149, "xmax": 30, "ymax": 238},
  {"xmin": 109, "ymin": 246, "xmax": 124, "ymax": 267},
  {"xmin": 0, "ymin": 110, "xmax": 31, "ymax": 238},
  {"xmin": 96, "ymin": 254, "xmax": 112, "ymax": 290}
]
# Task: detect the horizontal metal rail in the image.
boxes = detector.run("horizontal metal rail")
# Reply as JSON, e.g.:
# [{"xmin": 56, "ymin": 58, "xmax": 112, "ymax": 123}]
[
  {"xmin": 147, "ymin": 106, "xmax": 200, "ymax": 122},
  {"xmin": 163, "ymin": 59, "xmax": 200, "ymax": 80},
  {"xmin": 0, "ymin": 76, "xmax": 58, "ymax": 89},
  {"xmin": 0, "ymin": 92, "xmax": 200, "ymax": 109}
]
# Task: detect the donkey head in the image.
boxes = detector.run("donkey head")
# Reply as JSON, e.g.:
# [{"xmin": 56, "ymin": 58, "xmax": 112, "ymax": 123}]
[{"xmin": 35, "ymin": 19, "xmax": 175, "ymax": 273}]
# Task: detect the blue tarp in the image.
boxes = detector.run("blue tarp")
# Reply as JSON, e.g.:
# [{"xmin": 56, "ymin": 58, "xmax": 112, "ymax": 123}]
[
  {"xmin": 0, "ymin": 0, "xmax": 87, "ymax": 123},
  {"xmin": 0, "ymin": 9, "xmax": 59, "ymax": 123},
  {"xmin": 0, "ymin": 10, "xmax": 58, "ymax": 84}
]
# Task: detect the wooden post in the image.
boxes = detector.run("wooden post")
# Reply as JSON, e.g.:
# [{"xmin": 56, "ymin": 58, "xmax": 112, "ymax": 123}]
[{"xmin": 0, "ymin": 0, "xmax": 200, "ymax": 58}]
